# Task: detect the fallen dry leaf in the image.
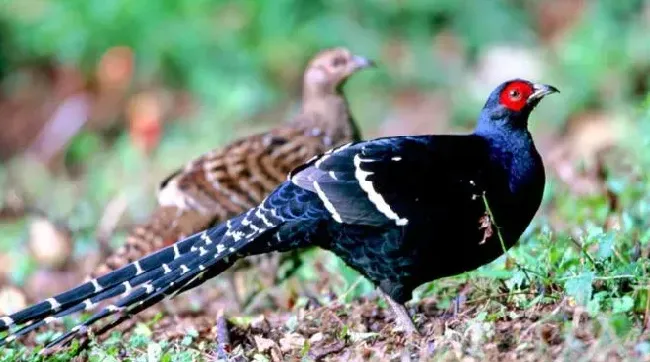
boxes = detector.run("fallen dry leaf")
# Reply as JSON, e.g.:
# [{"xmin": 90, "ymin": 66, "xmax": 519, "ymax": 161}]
[
  {"xmin": 478, "ymin": 213, "xmax": 493, "ymax": 245},
  {"xmin": 279, "ymin": 332, "xmax": 305, "ymax": 353},
  {"xmin": 254, "ymin": 335, "xmax": 277, "ymax": 352}
]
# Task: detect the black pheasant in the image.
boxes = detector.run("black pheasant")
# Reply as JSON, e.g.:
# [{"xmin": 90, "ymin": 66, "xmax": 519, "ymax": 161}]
[{"xmin": 0, "ymin": 79, "xmax": 558, "ymax": 347}]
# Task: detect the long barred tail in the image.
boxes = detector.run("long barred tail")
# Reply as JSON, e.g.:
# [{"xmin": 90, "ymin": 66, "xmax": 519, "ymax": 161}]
[
  {"xmin": 0, "ymin": 199, "xmax": 287, "ymax": 349},
  {"xmin": 92, "ymin": 206, "xmax": 188, "ymax": 277},
  {"xmin": 91, "ymin": 205, "xmax": 216, "ymax": 277}
]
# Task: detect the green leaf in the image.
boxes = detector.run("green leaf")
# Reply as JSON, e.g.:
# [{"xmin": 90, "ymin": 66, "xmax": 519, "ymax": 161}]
[
  {"xmin": 300, "ymin": 339, "xmax": 311, "ymax": 357},
  {"xmin": 586, "ymin": 291, "xmax": 607, "ymax": 316},
  {"xmin": 612, "ymin": 296, "xmax": 635, "ymax": 314},
  {"xmin": 610, "ymin": 314, "xmax": 633, "ymax": 338},
  {"xmin": 348, "ymin": 331, "xmax": 379, "ymax": 343},
  {"xmin": 285, "ymin": 315, "xmax": 299, "ymax": 332},
  {"xmin": 147, "ymin": 342, "xmax": 163, "ymax": 362},
  {"xmin": 172, "ymin": 351, "xmax": 198, "ymax": 362},
  {"xmin": 253, "ymin": 354, "xmax": 270, "ymax": 362},
  {"xmin": 596, "ymin": 233, "xmax": 615, "ymax": 260},
  {"xmin": 564, "ymin": 271, "xmax": 594, "ymax": 305},
  {"xmin": 474, "ymin": 311, "xmax": 488, "ymax": 322},
  {"xmin": 133, "ymin": 323, "xmax": 153, "ymax": 337},
  {"xmin": 337, "ymin": 325, "xmax": 349, "ymax": 340},
  {"xmin": 65, "ymin": 131, "xmax": 103, "ymax": 165},
  {"xmin": 89, "ymin": 347, "xmax": 120, "ymax": 362},
  {"xmin": 129, "ymin": 332, "xmax": 151, "ymax": 349},
  {"xmin": 186, "ymin": 328, "xmax": 199, "ymax": 338},
  {"xmin": 181, "ymin": 335, "xmax": 193, "ymax": 346}
]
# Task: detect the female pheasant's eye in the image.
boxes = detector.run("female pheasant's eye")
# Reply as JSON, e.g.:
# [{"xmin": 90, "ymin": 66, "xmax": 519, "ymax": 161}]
[
  {"xmin": 509, "ymin": 89, "xmax": 521, "ymax": 100},
  {"xmin": 331, "ymin": 56, "xmax": 346, "ymax": 67}
]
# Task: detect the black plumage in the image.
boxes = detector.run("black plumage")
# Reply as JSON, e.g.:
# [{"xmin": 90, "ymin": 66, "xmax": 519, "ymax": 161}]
[{"xmin": 0, "ymin": 79, "xmax": 558, "ymax": 348}]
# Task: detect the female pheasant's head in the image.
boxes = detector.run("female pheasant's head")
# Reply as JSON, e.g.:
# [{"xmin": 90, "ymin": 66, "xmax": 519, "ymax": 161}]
[{"xmin": 303, "ymin": 47, "xmax": 375, "ymax": 94}]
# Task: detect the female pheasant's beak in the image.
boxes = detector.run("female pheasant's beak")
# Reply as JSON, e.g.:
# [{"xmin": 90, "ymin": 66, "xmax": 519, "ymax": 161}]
[{"xmin": 351, "ymin": 55, "xmax": 376, "ymax": 70}]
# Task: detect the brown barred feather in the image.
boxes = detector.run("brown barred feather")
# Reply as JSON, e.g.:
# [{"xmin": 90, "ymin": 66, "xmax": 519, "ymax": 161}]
[{"xmin": 91, "ymin": 48, "xmax": 372, "ymax": 286}]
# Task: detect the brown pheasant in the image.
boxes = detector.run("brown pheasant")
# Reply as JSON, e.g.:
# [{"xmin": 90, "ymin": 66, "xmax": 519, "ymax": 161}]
[{"xmin": 92, "ymin": 48, "xmax": 373, "ymax": 288}]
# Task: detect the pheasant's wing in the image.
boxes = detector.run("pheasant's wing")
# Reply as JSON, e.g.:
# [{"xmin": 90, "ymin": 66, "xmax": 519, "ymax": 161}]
[{"xmin": 290, "ymin": 135, "xmax": 492, "ymax": 227}]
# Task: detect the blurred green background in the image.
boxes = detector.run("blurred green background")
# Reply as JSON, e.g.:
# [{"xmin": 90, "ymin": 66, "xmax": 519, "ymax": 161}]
[{"xmin": 0, "ymin": 0, "xmax": 644, "ymax": 203}]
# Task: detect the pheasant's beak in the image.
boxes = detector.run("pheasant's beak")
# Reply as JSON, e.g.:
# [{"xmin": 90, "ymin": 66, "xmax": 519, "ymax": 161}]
[
  {"xmin": 351, "ymin": 55, "xmax": 376, "ymax": 70},
  {"xmin": 529, "ymin": 83, "xmax": 560, "ymax": 103}
]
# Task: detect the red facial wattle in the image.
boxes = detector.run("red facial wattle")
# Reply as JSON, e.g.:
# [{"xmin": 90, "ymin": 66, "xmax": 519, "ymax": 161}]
[{"xmin": 499, "ymin": 81, "xmax": 534, "ymax": 112}]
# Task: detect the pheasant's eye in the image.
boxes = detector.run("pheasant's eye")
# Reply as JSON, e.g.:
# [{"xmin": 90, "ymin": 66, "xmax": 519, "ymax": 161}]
[
  {"xmin": 499, "ymin": 81, "xmax": 534, "ymax": 112},
  {"xmin": 509, "ymin": 89, "xmax": 521, "ymax": 100},
  {"xmin": 331, "ymin": 56, "xmax": 346, "ymax": 67}
]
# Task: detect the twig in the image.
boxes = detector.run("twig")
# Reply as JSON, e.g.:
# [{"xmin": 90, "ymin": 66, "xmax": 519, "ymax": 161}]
[
  {"xmin": 568, "ymin": 237, "xmax": 598, "ymax": 268},
  {"xmin": 645, "ymin": 285, "xmax": 650, "ymax": 330},
  {"xmin": 520, "ymin": 297, "xmax": 567, "ymax": 339},
  {"xmin": 337, "ymin": 276, "xmax": 364, "ymax": 303},
  {"xmin": 308, "ymin": 340, "xmax": 346, "ymax": 360},
  {"xmin": 481, "ymin": 193, "xmax": 533, "ymax": 286},
  {"xmin": 553, "ymin": 274, "xmax": 637, "ymax": 283},
  {"xmin": 593, "ymin": 274, "xmax": 636, "ymax": 281},
  {"xmin": 214, "ymin": 310, "xmax": 231, "ymax": 361},
  {"xmin": 464, "ymin": 290, "xmax": 559, "ymax": 306}
]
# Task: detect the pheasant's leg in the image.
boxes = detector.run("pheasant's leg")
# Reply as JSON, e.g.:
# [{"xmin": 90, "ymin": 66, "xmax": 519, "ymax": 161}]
[
  {"xmin": 377, "ymin": 288, "xmax": 419, "ymax": 335},
  {"xmin": 214, "ymin": 310, "xmax": 231, "ymax": 360}
]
